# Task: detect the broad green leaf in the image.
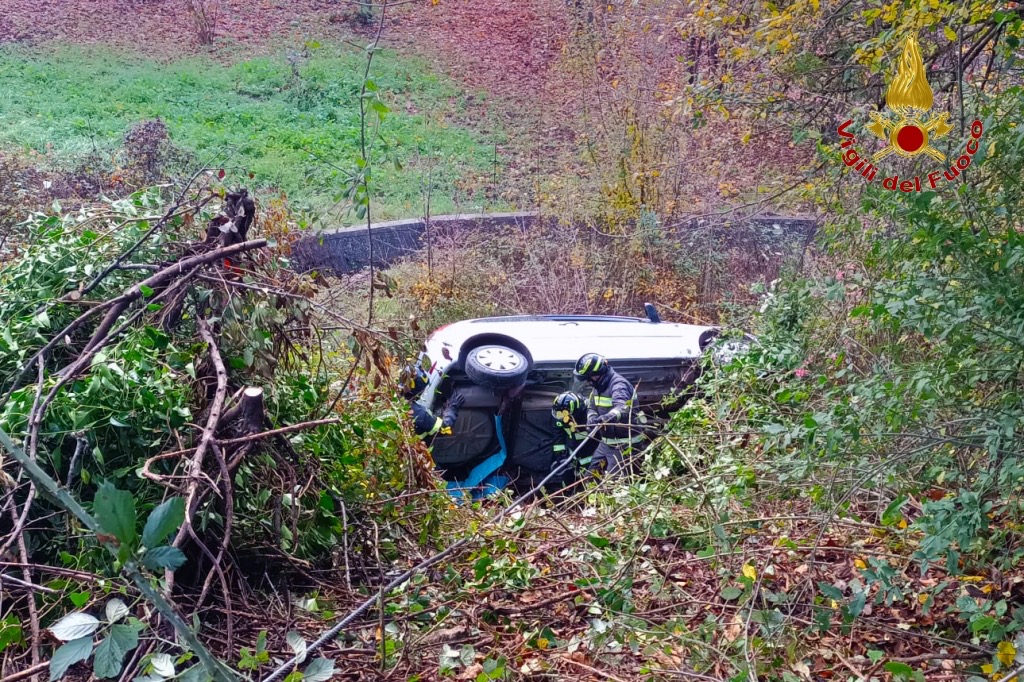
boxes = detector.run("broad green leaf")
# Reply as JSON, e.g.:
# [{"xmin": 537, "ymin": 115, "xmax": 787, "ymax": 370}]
[
  {"xmin": 720, "ymin": 586, "xmax": 743, "ymax": 600},
  {"xmin": 302, "ymin": 658, "xmax": 335, "ymax": 682},
  {"xmin": 141, "ymin": 546, "xmax": 187, "ymax": 571},
  {"xmin": 0, "ymin": 615, "xmax": 23, "ymax": 651},
  {"xmin": 49, "ymin": 636, "xmax": 93, "ymax": 681},
  {"xmin": 817, "ymin": 582, "xmax": 844, "ymax": 601},
  {"xmin": 881, "ymin": 495, "xmax": 907, "ymax": 526},
  {"xmin": 150, "ymin": 652, "xmax": 175, "ymax": 678},
  {"xmin": 49, "ymin": 613, "xmax": 101, "ymax": 641},
  {"xmin": 142, "ymin": 498, "xmax": 185, "ymax": 548},
  {"xmin": 286, "ymin": 631, "xmax": 307, "ymax": 663},
  {"xmin": 93, "ymin": 624, "xmax": 139, "ymax": 679},
  {"xmin": 93, "ymin": 482, "xmax": 138, "ymax": 547},
  {"xmin": 847, "ymin": 591, "xmax": 866, "ymax": 617},
  {"xmin": 69, "ymin": 592, "xmax": 91, "ymax": 608},
  {"xmin": 884, "ymin": 661, "xmax": 915, "ymax": 678},
  {"xmin": 105, "ymin": 599, "xmax": 129, "ymax": 624},
  {"xmin": 176, "ymin": 666, "xmax": 213, "ymax": 682}
]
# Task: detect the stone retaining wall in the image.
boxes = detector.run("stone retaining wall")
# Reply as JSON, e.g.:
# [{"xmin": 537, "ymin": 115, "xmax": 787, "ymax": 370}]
[{"xmin": 291, "ymin": 211, "xmax": 817, "ymax": 275}]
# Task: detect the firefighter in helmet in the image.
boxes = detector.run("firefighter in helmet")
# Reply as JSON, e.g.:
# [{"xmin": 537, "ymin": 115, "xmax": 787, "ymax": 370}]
[
  {"xmin": 398, "ymin": 363, "xmax": 464, "ymax": 440},
  {"xmin": 550, "ymin": 391, "xmax": 597, "ymax": 475},
  {"xmin": 573, "ymin": 353, "xmax": 646, "ymax": 475}
]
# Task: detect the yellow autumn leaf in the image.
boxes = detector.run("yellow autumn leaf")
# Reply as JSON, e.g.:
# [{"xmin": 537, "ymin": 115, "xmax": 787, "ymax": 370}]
[
  {"xmin": 854, "ymin": 558, "xmax": 867, "ymax": 569},
  {"xmin": 742, "ymin": 563, "xmax": 757, "ymax": 580},
  {"xmin": 810, "ymin": 0, "xmax": 819, "ymax": 10},
  {"xmin": 998, "ymin": 641, "xmax": 1016, "ymax": 666},
  {"xmin": 944, "ymin": 26, "xmax": 958, "ymax": 43},
  {"xmin": 741, "ymin": 131, "xmax": 752, "ymax": 144}
]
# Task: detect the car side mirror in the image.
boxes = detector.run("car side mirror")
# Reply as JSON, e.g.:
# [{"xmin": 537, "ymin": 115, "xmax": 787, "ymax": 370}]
[{"xmin": 644, "ymin": 302, "xmax": 661, "ymax": 323}]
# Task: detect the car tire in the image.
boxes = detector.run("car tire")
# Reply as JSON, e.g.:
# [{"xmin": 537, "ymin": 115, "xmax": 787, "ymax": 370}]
[{"xmin": 464, "ymin": 345, "xmax": 529, "ymax": 390}]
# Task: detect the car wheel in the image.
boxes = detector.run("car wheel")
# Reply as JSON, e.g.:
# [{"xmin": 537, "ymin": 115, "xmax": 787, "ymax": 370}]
[
  {"xmin": 464, "ymin": 345, "xmax": 529, "ymax": 390},
  {"xmin": 710, "ymin": 337, "xmax": 752, "ymax": 366}
]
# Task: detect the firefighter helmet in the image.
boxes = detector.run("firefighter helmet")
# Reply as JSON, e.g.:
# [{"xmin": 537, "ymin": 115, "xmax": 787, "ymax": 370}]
[
  {"xmin": 574, "ymin": 353, "xmax": 609, "ymax": 381},
  {"xmin": 398, "ymin": 364, "xmax": 430, "ymax": 398},
  {"xmin": 552, "ymin": 391, "xmax": 585, "ymax": 428}
]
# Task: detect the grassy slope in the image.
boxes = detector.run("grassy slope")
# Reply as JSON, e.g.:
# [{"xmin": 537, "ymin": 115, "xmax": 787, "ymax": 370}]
[{"xmin": 0, "ymin": 45, "xmax": 503, "ymax": 221}]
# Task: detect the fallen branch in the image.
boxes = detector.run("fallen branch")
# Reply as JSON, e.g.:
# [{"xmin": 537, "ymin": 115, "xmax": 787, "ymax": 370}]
[
  {"xmin": 166, "ymin": 319, "xmax": 230, "ymax": 602},
  {"xmin": 259, "ymin": 424, "xmax": 604, "ymax": 682},
  {"xmin": 3, "ymin": 661, "xmax": 50, "ymax": 682},
  {"xmin": 61, "ymin": 238, "xmax": 267, "ymax": 378},
  {"xmin": 0, "ymin": 427, "xmax": 237, "ymax": 682}
]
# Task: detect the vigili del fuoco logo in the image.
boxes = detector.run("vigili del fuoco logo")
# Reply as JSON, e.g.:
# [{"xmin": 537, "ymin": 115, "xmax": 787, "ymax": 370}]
[{"xmin": 836, "ymin": 34, "xmax": 984, "ymax": 192}]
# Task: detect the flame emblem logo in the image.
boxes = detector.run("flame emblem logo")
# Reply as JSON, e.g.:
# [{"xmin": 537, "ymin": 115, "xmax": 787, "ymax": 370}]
[{"xmin": 867, "ymin": 35, "xmax": 954, "ymax": 161}]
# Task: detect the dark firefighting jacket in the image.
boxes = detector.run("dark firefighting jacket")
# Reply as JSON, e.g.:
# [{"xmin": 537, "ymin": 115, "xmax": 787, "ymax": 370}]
[
  {"xmin": 585, "ymin": 369, "xmax": 646, "ymax": 449},
  {"xmin": 552, "ymin": 424, "xmax": 598, "ymax": 469},
  {"xmin": 411, "ymin": 401, "xmax": 459, "ymax": 438}
]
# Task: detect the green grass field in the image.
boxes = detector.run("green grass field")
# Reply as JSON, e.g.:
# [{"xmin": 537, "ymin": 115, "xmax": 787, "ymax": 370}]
[{"xmin": 0, "ymin": 45, "xmax": 502, "ymax": 221}]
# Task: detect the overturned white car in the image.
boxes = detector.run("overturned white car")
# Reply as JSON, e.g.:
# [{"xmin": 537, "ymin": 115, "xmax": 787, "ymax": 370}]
[{"xmin": 414, "ymin": 305, "xmax": 747, "ymax": 496}]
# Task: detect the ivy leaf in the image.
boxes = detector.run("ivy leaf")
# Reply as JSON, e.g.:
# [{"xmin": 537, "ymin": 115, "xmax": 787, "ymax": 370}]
[
  {"xmin": 142, "ymin": 498, "xmax": 184, "ymax": 548},
  {"xmin": 302, "ymin": 658, "xmax": 335, "ymax": 682},
  {"xmin": 49, "ymin": 613, "xmax": 101, "ymax": 641},
  {"xmin": 69, "ymin": 592, "xmax": 91, "ymax": 609},
  {"xmin": 93, "ymin": 624, "xmax": 139, "ymax": 679},
  {"xmin": 49, "ymin": 636, "xmax": 93, "ymax": 681},
  {"xmin": 141, "ymin": 546, "xmax": 187, "ymax": 571},
  {"xmin": 93, "ymin": 482, "xmax": 138, "ymax": 547}
]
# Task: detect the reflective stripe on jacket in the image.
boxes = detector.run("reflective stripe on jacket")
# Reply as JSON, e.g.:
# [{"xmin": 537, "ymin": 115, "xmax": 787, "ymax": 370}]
[
  {"xmin": 553, "ymin": 426, "xmax": 596, "ymax": 467},
  {"xmin": 586, "ymin": 369, "xmax": 646, "ymax": 447}
]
